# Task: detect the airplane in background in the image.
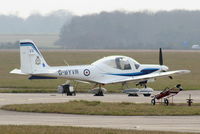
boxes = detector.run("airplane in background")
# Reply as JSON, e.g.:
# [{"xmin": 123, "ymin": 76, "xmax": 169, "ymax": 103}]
[{"xmin": 10, "ymin": 40, "xmax": 190, "ymax": 96}]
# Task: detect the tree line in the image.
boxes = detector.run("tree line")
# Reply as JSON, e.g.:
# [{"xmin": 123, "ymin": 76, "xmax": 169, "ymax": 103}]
[
  {"xmin": 56, "ymin": 10, "xmax": 200, "ymax": 49},
  {"xmin": 0, "ymin": 10, "xmax": 72, "ymax": 34}
]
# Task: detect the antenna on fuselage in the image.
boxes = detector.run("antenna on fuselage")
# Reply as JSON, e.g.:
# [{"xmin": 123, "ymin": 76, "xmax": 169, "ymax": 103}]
[{"xmin": 64, "ymin": 59, "xmax": 69, "ymax": 66}]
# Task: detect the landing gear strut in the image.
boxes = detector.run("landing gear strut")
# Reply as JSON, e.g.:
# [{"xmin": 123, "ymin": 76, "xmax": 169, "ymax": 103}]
[{"xmin": 136, "ymin": 80, "xmax": 147, "ymax": 88}]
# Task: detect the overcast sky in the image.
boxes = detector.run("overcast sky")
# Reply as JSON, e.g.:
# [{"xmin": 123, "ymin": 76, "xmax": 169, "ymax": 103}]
[{"xmin": 1, "ymin": 0, "xmax": 200, "ymax": 18}]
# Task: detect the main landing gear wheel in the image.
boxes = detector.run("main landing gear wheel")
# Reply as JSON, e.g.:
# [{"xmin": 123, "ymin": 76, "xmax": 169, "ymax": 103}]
[
  {"xmin": 164, "ymin": 98, "xmax": 169, "ymax": 106},
  {"xmin": 143, "ymin": 93, "xmax": 151, "ymax": 97},
  {"xmin": 128, "ymin": 94, "xmax": 139, "ymax": 97},
  {"xmin": 94, "ymin": 90, "xmax": 104, "ymax": 96},
  {"xmin": 151, "ymin": 98, "xmax": 156, "ymax": 105},
  {"xmin": 94, "ymin": 84, "xmax": 104, "ymax": 96}
]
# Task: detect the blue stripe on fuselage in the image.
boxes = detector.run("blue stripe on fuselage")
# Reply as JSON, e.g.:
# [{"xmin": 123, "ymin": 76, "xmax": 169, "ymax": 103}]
[
  {"xmin": 20, "ymin": 42, "xmax": 41, "ymax": 56},
  {"xmin": 106, "ymin": 68, "xmax": 159, "ymax": 76}
]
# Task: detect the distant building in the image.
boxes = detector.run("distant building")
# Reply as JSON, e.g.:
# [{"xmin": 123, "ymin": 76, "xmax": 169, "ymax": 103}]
[{"xmin": 192, "ymin": 45, "xmax": 200, "ymax": 49}]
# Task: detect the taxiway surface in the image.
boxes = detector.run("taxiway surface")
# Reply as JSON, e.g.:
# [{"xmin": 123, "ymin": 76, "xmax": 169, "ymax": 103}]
[{"xmin": 0, "ymin": 91, "xmax": 200, "ymax": 133}]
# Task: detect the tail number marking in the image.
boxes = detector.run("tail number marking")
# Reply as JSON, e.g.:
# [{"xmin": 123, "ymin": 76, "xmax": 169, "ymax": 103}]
[{"xmin": 58, "ymin": 69, "xmax": 79, "ymax": 76}]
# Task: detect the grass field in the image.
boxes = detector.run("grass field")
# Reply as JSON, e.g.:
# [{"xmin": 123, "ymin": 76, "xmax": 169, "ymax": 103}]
[
  {"xmin": 0, "ymin": 50, "xmax": 199, "ymax": 92},
  {"xmin": 0, "ymin": 88, "xmax": 55, "ymax": 93},
  {"xmin": 0, "ymin": 125, "xmax": 194, "ymax": 134},
  {"xmin": 2, "ymin": 100, "xmax": 200, "ymax": 116}
]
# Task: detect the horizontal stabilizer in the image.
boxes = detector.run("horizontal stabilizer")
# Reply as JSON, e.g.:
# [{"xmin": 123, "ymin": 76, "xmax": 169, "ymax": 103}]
[
  {"xmin": 29, "ymin": 75, "xmax": 57, "ymax": 80},
  {"xmin": 10, "ymin": 69, "xmax": 26, "ymax": 75}
]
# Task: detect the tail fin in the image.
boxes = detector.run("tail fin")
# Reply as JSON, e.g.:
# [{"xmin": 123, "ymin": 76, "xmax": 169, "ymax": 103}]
[{"xmin": 19, "ymin": 40, "xmax": 49, "ymax": 74}]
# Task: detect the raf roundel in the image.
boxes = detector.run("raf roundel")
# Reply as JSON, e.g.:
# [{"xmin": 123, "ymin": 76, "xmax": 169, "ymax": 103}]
[{"xmin": 83, "ymin": 69, "xmax": 90, "ymax": 76}]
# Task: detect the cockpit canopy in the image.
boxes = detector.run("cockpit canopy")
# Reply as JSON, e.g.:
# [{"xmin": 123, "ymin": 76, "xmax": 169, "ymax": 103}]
[
  {"xmin": 92, "ymin": 56, "xmax": 140, "ymax": 70},
  {"xmin": 105, "ymin": 57, "xmax": 131, "ymax": 70}
]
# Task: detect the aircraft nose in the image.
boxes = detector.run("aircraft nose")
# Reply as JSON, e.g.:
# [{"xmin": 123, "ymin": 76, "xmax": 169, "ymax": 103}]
[{"xmin": 161, "ymin": 65, "xmax": 169, "ymax": 72}]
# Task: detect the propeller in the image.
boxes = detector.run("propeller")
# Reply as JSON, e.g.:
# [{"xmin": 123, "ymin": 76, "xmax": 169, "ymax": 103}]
[
  {"xmin": 159, "ymin": 48, "xmax": 173, "ymax": 79},
  {"xmin": 159, "ymin": 48, "xmax": 163, "ymax": 65}
]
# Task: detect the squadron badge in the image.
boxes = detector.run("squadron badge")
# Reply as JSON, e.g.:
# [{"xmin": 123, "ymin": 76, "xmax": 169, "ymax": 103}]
[{"xmin": 35, "ymin": 56, "xmax": 41, "ymax": 65}]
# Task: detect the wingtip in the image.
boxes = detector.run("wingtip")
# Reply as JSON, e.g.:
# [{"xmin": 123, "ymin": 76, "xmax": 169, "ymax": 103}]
[
  {"xmin": 184, "ymin": 70, "xmax": 191, "ymax": 73},
  {"xmin": 179, "ymin": 70, "xmax": 191, "ymax": 74}
]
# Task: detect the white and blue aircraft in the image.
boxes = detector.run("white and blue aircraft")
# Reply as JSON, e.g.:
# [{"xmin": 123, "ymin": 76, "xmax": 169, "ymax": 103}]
[{"xmin": 10, "ymin": 40, "xmax": 190, "ymax": 96}]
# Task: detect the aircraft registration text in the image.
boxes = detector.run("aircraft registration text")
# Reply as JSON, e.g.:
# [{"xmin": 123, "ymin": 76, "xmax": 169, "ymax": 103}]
[{"xmin": 58, "ymin": 69, "xmax": 79, "ymax": 76}]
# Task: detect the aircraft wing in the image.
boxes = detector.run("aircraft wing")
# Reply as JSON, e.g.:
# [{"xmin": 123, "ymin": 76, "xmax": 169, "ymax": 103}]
[{"xmin": 99, "ymin": 70, "xmax": 191, "ymax": 84}]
